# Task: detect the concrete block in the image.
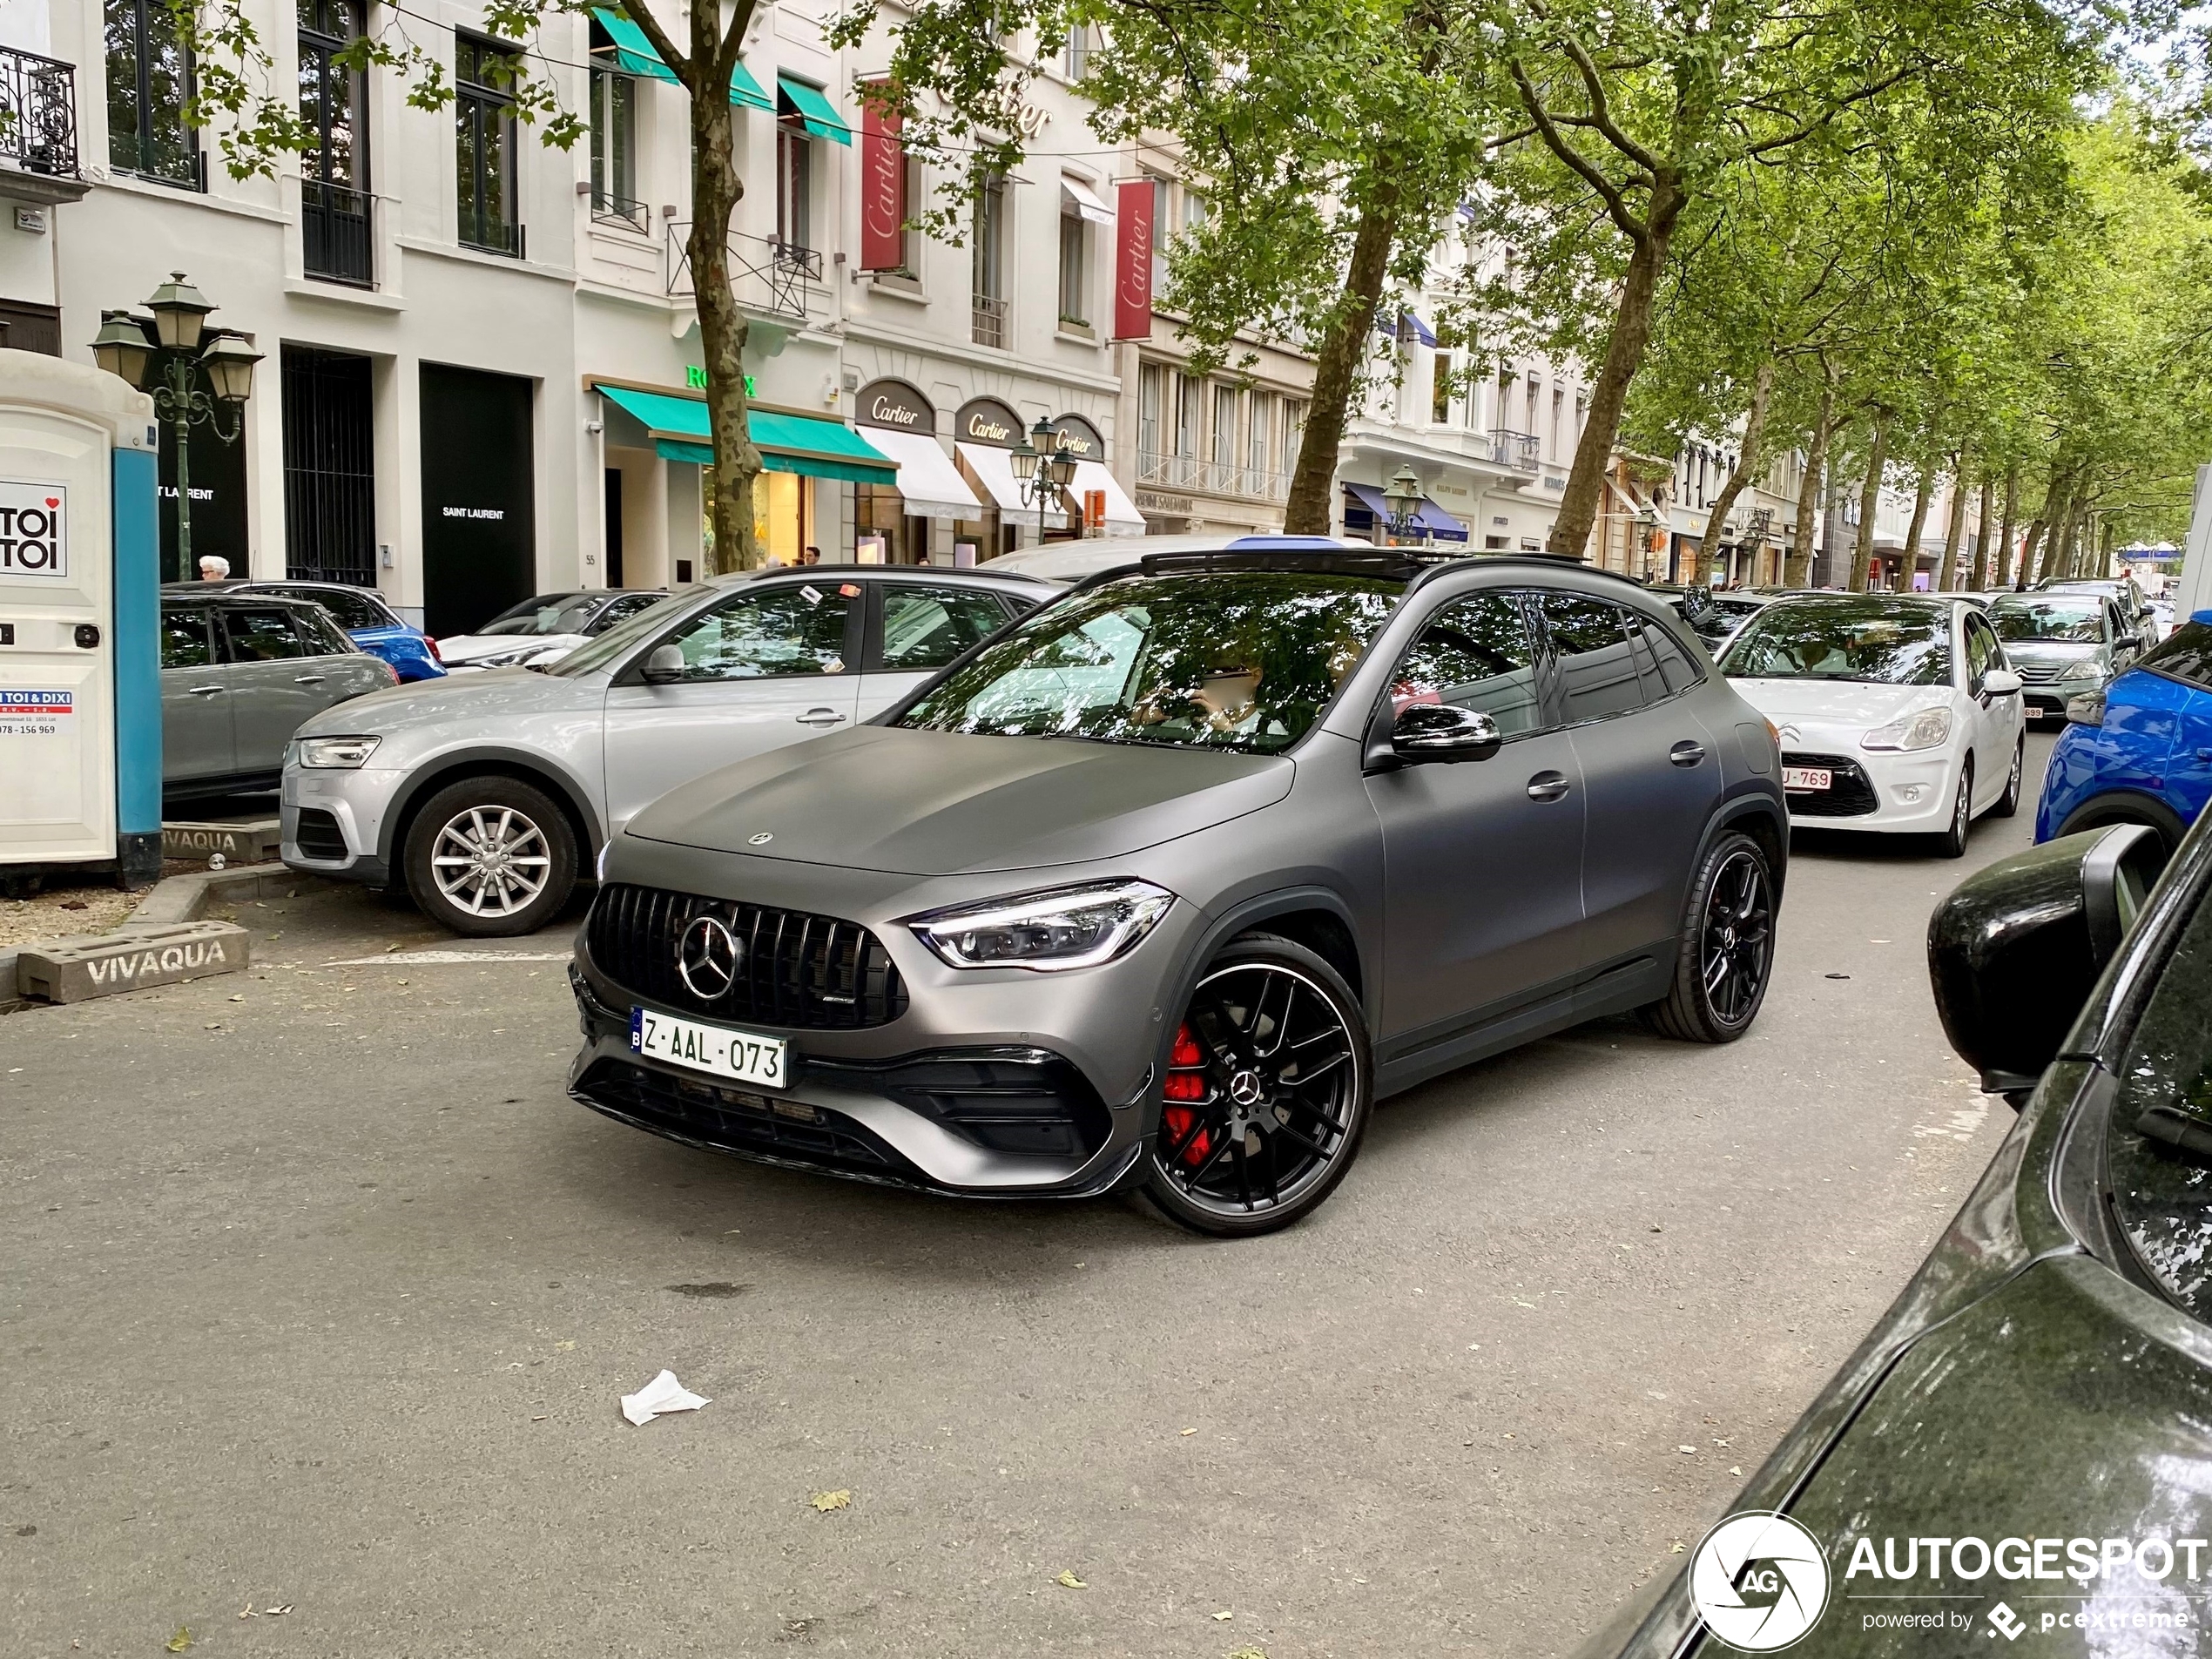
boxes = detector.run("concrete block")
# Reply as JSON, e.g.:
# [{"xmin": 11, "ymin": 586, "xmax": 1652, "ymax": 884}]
[
  {"xmin": 16, "ymin": 921, "xmax": 251, "ymax": 1003},
  {"xmin": 162, "ymin": 819, "xmax": 283, "ymax": 865}
]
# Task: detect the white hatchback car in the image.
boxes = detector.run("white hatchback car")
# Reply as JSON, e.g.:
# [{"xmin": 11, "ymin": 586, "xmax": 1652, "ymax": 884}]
[
  {"xmin": 1717, "ymin": 593, "xmax": 2027, "ymax": 856},
  {"xmin": 282, "ymin": 566, "xmax": 1053, "ymax": 934}
]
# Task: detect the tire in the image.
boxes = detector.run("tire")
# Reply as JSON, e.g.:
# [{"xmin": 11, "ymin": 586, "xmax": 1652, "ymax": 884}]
[
  {"xmin": 1989, "ymin": 733, "xmax": 2026, "ymax": 819},
  {"xmin": 1138, "ymin": 933, "xmax": 1374, "ymax": 1238},
  {"xmin": 1641, "ymin": 831, "xmax": 1776, "ymax": 1044},
  {"xmin": 402, "ymin": 774, "xmax": 578, "ymax": 937},
  {"xmin": 2055, "ymin": 793, "xmax": 2190, "ymax": 861},
  {"xmin": 1934, "ymin": 759, "xmax": 1974, "ymax": 859}
]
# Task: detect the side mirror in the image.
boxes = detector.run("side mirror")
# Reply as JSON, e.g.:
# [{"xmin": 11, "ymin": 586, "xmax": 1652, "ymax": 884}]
[
  {"xmin": 640, "ymin": 643, "xmax": 686, "ymax": 685},
  {"xmin": 1981, "ymin": 667, "xmax": 2022, "ymax": 697},
  {"xmin": 1926, "ymin": 824, "xmax": 2168, "ymax": 1106},
  {"xmin": 1391, "ymin": 703, "xmax": 1502, "ymax": 764}
]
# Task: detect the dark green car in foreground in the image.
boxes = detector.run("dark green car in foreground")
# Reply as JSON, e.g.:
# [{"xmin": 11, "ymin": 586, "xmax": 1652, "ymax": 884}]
[{"xmin": 1581, "ymin": 814, "xmax": 2212, "ymax": 1656}]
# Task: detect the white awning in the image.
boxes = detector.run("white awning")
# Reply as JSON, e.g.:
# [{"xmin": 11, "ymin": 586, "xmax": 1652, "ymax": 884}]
[
  {"xmin": 1061, "ymin": 175, "xmax": 1114, "ymax": 226},
  {"xmin": 1066, "ymin": 458, "xmax": 1147, "ymax": 533},
  {"xmin": 955, "ymin": 442, "xmax": 1037, "ymax": 514},
  {"xmin": 862, "ymin": 428, "xmax": 981, "ymax": 519}
]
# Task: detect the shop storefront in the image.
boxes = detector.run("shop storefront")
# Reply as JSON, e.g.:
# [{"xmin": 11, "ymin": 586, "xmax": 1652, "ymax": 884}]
[
  {"xmin": 952, "ymin": 397, "xmax": 1035, "ymax": 556},
  {"xmin": 1339, "ymin": 481, "xmax": 1468, "ymax": 548},
  {"xmin": 1046, "ymin": 415, "xmax": 1145, "ymax": 536},
  {"xmin": 852, "ymin": 378, "xmax": 981, "ymax": 564}
]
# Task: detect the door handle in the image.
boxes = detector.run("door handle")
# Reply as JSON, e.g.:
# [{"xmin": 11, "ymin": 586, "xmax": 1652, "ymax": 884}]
[
  {"xmin": 189, "ymin": 685, "xmax": 226, "ymax": 697},
  {"xmin": 293, "ymin": 674, "xmax": 327, "ymax": 685},
  {"xmin": 1669, "ymin": 740, "xmax": 1706, "ymax": 767},
  {"xmin": 795, "ymin": 707, "xmax": 846, "ymax": 726},
  {"xmin": 1526, "ymin": 771, "xmax": 1571, "ymax": 803}
]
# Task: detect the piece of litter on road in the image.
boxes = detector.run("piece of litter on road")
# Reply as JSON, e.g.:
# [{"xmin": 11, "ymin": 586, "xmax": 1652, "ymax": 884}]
[
  {"xmin": 1670, "ymin": 1541, "xmax": 1687, "ymax": 1554},
  {"xmin": 1055, "ymin": 1570, "xmax": 1088, "ymax": 1588},
  {"xmin": 1213, "ymin": 1609, "xmax": 1234, "ymax": 1620},
  {"xmin": 1730, "ymin": 1466, "xmax": 1743, "ymax": 1475},
  {"xmin": 620, "ymin": 1368, "xmax": 709, "ymax": 1426},
  {"xmin": 810, "ymin": 1490, "xmax": 851, "ymax": 1513},
  {"xmin": 1677, "ymin": 1445, "xmax": 1696, "ymax": 1453},
  {"xmin": 326, "ymin": 950, "xmax": 573, "ymax": 966},
  {"xmin": 1824, "ymin": 972, "xmax": 1851, "ymax": 980},
  {"xmin": 1180, "ymin": 1426, "xmax": 1197, "ymax": 1436}
]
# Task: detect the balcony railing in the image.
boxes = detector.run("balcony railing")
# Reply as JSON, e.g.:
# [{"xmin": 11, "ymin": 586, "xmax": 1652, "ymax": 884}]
[
  {"xmin": 972, "ymin": 292, "xmax": 1008, "ymax": 348},
  {"xmin": 590, "ymin": 187, "xmax": 651, "ymax": 234},
  {"xmin": 0, "ymin": 47, "xmax": 79, "ymax": 182},
  {"xmin": 1137, "ymin": 450, "xmax": 1291, "ymax": 502},
  {"xmin": 302, "ymin": 179, "xmax": 374, "ymax": 287},
  {"xmin": 666, "ymin": 225, "xmax": 822, "ymax": 321},
  {"xmin": 1486, "ymin": 429, "xmax": 1541, "ymax": 472}
]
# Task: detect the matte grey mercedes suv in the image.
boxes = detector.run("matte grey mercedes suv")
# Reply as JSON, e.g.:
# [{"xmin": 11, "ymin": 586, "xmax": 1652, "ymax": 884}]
[{"xmin": 568, "ymin": 550, "xmax": 1791, "ymax": 1235}]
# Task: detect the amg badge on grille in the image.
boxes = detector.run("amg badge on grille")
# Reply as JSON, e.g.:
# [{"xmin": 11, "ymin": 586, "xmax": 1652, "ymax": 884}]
[{"xmin": 677, "ymin": 914, "xmax": 744, "ymax": 998}]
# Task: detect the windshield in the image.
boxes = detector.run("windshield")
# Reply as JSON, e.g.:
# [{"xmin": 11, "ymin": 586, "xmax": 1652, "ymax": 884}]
[
  {"xmin": 1990, "ymin": 600, "xmax": 2103, "ymax": 644},
  {"xmin": 479, "ymin": 597, "xmax": 601, "ymax": 637},
  {"xmin": 545, "ymin": 587, "xmax": 711, "ymax": 678},
  {"xmin": 892, "ymin": 570, "xmax": 1402, "ymax": 755},
  {"xmin": 1719, "ymin": 598, "xmax": 1953, "ymax": 686}
]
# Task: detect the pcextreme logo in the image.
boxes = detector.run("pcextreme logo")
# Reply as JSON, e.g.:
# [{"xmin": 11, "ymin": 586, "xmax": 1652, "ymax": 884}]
[{"xmin": 1690, "ymin": 1512, "xmax": 1832, "ymax": 1652}]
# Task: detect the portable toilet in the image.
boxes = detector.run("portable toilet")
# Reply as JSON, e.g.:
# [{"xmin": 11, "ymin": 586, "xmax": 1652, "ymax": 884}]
[{"xmin": 0, "ymin": 349, "xmax": 162, "ymax": 890}]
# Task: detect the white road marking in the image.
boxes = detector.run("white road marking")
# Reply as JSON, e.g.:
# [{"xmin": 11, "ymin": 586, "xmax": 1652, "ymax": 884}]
[{"xmin": 325, "ymin": 949, "xmax": 573, "ymax": 966}]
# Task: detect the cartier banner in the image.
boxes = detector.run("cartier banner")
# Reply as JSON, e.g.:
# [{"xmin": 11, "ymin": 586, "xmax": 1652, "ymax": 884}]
[
  {"xmin": 1114, "ymin": 179, "xmax": 1153, "ymax": 341},
  {"xmin": 860, "ymin": 84, "xmax": 903, "ymax": 272}
]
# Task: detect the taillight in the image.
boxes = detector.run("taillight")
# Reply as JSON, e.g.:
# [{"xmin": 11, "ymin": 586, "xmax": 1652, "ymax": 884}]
[
  {"xmin": 424, "ymin": 635, "xmax": 443, "ymax": 664},
  {"xmin": 381, "ymin": 658, "xmax": 400, "ymax": 685}
]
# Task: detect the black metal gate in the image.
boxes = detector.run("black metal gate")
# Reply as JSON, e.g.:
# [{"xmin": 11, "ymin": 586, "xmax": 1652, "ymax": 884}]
[{"xmin": 281, "ymin": 347, "xmax": 376, "ymax": 585}]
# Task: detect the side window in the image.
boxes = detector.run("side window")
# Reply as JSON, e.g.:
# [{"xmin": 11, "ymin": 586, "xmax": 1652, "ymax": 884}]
[
  {"xmin": 296, "ymin": 609, "xmax": 355, "ymax": 655},
  {"xmin": 161, "ymin": 610, "xmax": 213, "ymax": 669},
  {"xmin": 879, "ymin": 584, "xmax": 1010, "ymax": 671},
  {"xmin": 590, "ymin": 593, "xmax": 664, "ymax": 633},
  {"xmin": 656, "ymin": 585, "xmax": 852, "ymax": 682},
  {"xmin": 1535, "ymin": 592, "xmax": 1646, "ymax": 723},
  {"xmin": 1643, "ymin": 620, "xmax": 1704, "ymax": 695},
  {"xmin": 221, "ymin": 608, "xmax": 311, "ymax": 662},
  {"xmin": 1389, "ymin": 591, "xmax": 1542, "ymax": 737},
  {"xmin": 281, "ymin": 587, "xmax": 387, "ymax": 631},
  {"xmin": 1965, "ymin": 616, "xmax": 2000, "ymax": 686}
]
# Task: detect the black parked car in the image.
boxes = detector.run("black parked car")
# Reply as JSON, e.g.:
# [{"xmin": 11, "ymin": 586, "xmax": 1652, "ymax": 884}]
[{"xmin": 1579, "ymin": 817, "xmax": 2212, "ymax": 1657}]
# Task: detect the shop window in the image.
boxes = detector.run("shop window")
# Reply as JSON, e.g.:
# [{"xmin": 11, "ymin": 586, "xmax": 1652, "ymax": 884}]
[
  {"xmin": 589, "ymin": 56, "xmax": 644, "ymax": 232},
  {"xmin": 106, "ymin": 0, "xmax": 199, "ymax": 187},
  {"xmin": 970, "ymin": 173, "xmax": 1006, "ymax": 346},
  {"xmin": 455, "ymin": 35, "xmax": 522, "ymax": 256},
  {"xmin": 300, "ymin": 0, "xmax": 370, "ymax": 282},
  {"xmin": 1057, "ymin": 202, "xmax": 1089, "ymax": 327},
  {"xmin": 776, "ymin": 123, "xmax": 812, "ymax": 253}
]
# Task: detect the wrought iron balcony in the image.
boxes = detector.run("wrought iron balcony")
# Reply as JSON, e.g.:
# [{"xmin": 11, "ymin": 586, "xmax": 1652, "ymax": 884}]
[
  {"xmin": 971, "ymin": 292, "xmax": 1008, "ymax": 349},
  {"xmin": 0, "ymin": 46, "xmax": 88, "ymax": 205},
  {"xmin": 666, "ymin": 225, "xmax": 822, "ymax": 322},
  {"xmin": 590, "ymin": 187, "xmax": 651, "ymax": 234},
  {"xmin": 301, "ymin": 179, "xmax": 374, "ymax": 286},
  {"xmin": 1486, "ymin": 429, "xmax": 1541, "ymax": 473}
]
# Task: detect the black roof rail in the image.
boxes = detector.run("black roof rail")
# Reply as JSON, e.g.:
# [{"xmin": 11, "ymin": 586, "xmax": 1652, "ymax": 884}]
[{"xmin": 1137, "ymin": 549, "xmax": 1426, "ymax": 581}]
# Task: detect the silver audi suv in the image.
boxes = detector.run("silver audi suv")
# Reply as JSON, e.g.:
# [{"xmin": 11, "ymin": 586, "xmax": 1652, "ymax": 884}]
[{"xmin": 569, "ymin": 550, "xmax": 1791, "ymax": 1235}]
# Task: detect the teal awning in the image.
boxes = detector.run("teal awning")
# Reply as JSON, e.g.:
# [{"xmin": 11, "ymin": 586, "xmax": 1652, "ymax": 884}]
[
  {"xmin": 597, "ymin": 385, "xmax": 894, "ymax": 485},
  {"xmin": 777, "ymin": 75, "xmax": 852, "ymax": 145},
  {"xmin": 589, "ymin": 9, "xmax": 770, "ymax": 108}
]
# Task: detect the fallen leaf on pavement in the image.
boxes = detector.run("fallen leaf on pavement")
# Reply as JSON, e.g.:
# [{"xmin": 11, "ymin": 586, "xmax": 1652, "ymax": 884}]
[
  {"xmin": 1055, "ymin": 1570, "xmax": 1087, "ymax": 1589},
  {"xmin": 810, "ymin": 1490, "xmax": 851, "ymax": 1513},
  {"xmin": 1226, "ymin": 1647, "xmax": 1267, "ymax": 1659},
  {"xmin": 1671, "ymin": 1541, "xmax": 1687, "ymax": 1553},
  {"xmin": 166, "ymin": 1629, "xmax": 192, "ymax": 1653}
]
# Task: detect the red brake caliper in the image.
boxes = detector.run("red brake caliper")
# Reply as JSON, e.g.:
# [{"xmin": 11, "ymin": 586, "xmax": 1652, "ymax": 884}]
[{"xmin": 1162, "ymin": 1022, "xmax": 1212, "ymax": 1166}]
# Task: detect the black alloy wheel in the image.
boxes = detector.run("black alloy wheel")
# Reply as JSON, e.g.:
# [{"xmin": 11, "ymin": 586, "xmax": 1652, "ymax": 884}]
[
  {"xmin": 1991, "ymin": 733, "xmax": 2026, "ymax": 819},
  {"xmin": 1643, "ymin": 831, "xmax": 1776, "ymax": 1044},
  {"xmin": 1935, "ymin": 759, "xmax": 1975, "ymax": 859},
  {"xmin": 1140, "ymin": 934, "xmax": 1373, "ymax": 1238}
]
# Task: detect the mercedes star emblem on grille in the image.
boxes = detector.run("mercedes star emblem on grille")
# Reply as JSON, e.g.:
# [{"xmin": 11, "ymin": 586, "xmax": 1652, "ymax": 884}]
[
  {"xmin": 748, "ymin": 832, "xmax": 774, "ymax": 846},
  {"xmin": 677, "ymin": 914, "xmax": 744, "ymax": 998}
]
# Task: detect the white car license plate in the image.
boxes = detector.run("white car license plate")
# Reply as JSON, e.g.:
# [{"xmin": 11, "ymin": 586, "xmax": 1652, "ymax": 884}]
[
  {"xmin": 631, "ymin": 1007, "xmax": 788, "ymax": 1089},
  {"xmin": 1783, "ymin": 765, "xmax": 1832, "ymax": 792}
]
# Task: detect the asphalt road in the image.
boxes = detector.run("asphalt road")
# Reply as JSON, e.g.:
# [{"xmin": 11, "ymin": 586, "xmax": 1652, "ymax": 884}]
[{"xmin": 3, "ymin": 735, "xmax": 2059, "ymax": 1657}]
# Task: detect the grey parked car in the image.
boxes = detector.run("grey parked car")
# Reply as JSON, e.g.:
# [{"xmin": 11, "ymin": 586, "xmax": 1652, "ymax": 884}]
[
  {"xmin": 162, "ymin": 590, "xmax": 396, "ymax": 802},
  {"xmin": 568, "ymin": 549, "xmax": 1791, "ymax": 1236},
  {"xmin": 1987, "ymin": 590, "xmax": 2144, "ymax": 722},
  {"xmin": 282, "ymin": 566, "xmax": 1054, "ymax": 934}
]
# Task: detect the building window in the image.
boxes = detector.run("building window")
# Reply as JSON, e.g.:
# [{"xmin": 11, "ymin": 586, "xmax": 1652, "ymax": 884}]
[
  {"xmin": 970, "ymin": 172, "xmax": 1006, "ymax": 347},
  {"xmin": 106, "ymin": 0, "xmax": 199, "ymax": 186},
  {"xmin": 1524, "ymin": 378, "xmax": 1539, "ymax": 436},
  {"xmin": 1063, "ymin": 22, "xmax": 1092, "ymax": 78},
  {"xmin": 1281, "ymin": 400, "xmax": 1305, "ymax": 478},
  {"xmin": 299, "ymin": 0, "xmax": 370, "ymax": 282},
  {"xmin": 1432, "ymin": 349, "xmax": 1453, "ymax": 425},
  {"xmin": 776, "ymin": 123, "xmax": 812, "ymax": 253},
  {"xmin": 1211, "ymin": 383, "xmax": 1237, "ymax": 484},
  {"xmin": 1174, "ymin": 373, "xmax": 1201, "ymax": 477},
  {"xmin": 1057, "ymin": 198, "xmax": 1089, "ymax": 327},
  {"xmin": 588, "ymin": 55, "xmax": 644, "ymax": 232},
  {"xmin": 455, "ymin": 35, "xmax": 521, "ymax": 255},
  {"xmin": 1549, "ymin": 386, "xmax": 1563, "ymax": 457},
  {"xmin": 900, "ymin": 151, "xmax": 922, "ymax": 275},
  {"xmin": 1138, "ymin": 362, "xmax": 1165, "ymax": 469},
  {"xmin": 1248, "ymin": 394, "xmax": 1273, "ymax": 496}
]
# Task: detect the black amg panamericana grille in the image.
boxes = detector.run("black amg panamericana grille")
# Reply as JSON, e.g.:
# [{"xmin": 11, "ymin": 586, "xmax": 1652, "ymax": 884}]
[
  {"xmin": 1782, "ymin": 751, "xmax": 1880, "ymax": 817},
  {"xmin": 584, "ymin": 883, "xmax": 907, "ymax": 1028}
]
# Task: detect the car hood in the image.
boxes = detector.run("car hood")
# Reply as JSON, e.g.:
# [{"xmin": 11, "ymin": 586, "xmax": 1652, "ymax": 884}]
[
  {"xmin": 2003, "ymin": 640, "xmax": 2101, "ymax": 664},
  {"xmin": 1724, "ymin": 678, "xmax": 1946, "ymax": 731},
  {"xmin": 438, "ymin": 632, "xmax": 588, "ymax": 665},
  {"xmin": 624, "ymin": 724, "xmax": 1296, "ymax": 877},
  {"xmin": 296, "ymin": 664, "xmax": 600, "ymax": 735}
]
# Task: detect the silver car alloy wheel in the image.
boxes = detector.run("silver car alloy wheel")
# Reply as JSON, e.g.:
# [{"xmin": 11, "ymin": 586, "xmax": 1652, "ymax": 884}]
[
  {"xmin": 1156, "ymin": 961, "xmax": 1362, "ymax": 1219},
  {"xmin": 428, "ymin": 806, "xmax": 553, "ymax": 916}
]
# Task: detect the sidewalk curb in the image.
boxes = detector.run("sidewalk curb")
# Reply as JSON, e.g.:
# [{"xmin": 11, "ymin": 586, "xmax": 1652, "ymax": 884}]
[{"xmin": 3, "ymin": 862, "xmax": 340, "ymax": 1013}]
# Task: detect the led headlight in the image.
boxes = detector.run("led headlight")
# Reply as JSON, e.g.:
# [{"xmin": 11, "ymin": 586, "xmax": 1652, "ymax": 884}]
[
  {"xmin": 907, "ymin": 879, "xmax": 1174, "ymax": 972},
  {"xmin": 1860, "ymin": 706, "xmax": 1952, "ymax": 752},
  {"xmin": 295, "ymin": 735, "xmax": 381, "ymax": 768}
]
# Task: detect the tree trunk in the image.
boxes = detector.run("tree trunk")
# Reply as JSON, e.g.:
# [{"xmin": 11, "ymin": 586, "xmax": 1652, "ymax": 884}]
[
  {"xmin": 1937, "ymin": 459, "xmax": 1969, "ymax": 590},
  {"xmin": 1700, "ymin": 358, "xmax": 1774, "ymax": 575},
  {"xmin": 2027, "ymin": 470, "xmax": 2074, "ymax": 585},
  {"xmin": 687, "ymin": 37, "xmax": 759, "ymax": 573},
  {"xmin": 1283, "ymin": 190, "xmax": 1399, "ymax": 536},
  {"xmin": 1994, "ymin": 462, "xmax": 2020, "ymax": 585},
  {"xmin": 1547, "ymin": 179, "xmax": 1684, "ymax": 558},
  {"xmin": 1847, "ymin": 412, "xmax": 1891, "ymax": 592},
  {"xmin": 1969, "ymin": 472, "xmax": 1994, "ymax": 589},
  {"xmin": 1900, "ymin": 463, "xmax": 1934, "ymax": 591},
  {"xmin": 2017, "ymin": 519, "xmax": 2047, "ymax": 588},
  {"xmin": 1788, "ymin": 381, "xmax": 1834, "ymax": 587}
]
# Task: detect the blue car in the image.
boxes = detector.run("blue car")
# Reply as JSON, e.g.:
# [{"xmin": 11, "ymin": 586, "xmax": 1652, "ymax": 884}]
[
  {"xmin": 182, "ymin": 580, "xmax": 446, "ymax": 681},
  {"xmin": 2037, "ymin": 606, "xmax": 2212, "ymax": 855}
]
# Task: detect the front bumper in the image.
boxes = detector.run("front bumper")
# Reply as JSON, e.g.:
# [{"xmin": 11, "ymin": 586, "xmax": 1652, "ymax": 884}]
[
  {"xmin": 1782, "ymin": 742, "xmax": 1963, "ymax": 833},
  {"xmin": 280, "ymin": 760, "xmax": 409, "ymax": 885}
]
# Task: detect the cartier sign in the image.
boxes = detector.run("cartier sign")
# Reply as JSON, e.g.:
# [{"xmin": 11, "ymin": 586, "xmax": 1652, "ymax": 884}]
[
  {"xmin": 1048, "ymin": 415, "xmax": 1104, "ymax": 462},
  {"xmin": 857, "ymin": 380, "xmax": 933, "ymax": 431},
  {"xmin": 956, "ymin": 397, "xmax": 1022, "ymax": 448}
]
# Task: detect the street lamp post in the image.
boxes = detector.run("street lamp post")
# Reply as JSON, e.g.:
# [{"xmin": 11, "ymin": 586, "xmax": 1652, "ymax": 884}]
[
  {"xmin": 1008, "ymin": 416, "xmax": 1077, "ymax": 546},
  {"xmin": 89, "ymin": 272, "xmax": 262, "ymax": 582},
  {"xmin": 1382, "ymin": 465, "xmax": 1425, "ymax": 545}
]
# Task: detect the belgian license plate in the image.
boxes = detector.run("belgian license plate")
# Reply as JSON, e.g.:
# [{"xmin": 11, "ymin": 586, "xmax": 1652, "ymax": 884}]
[
  {"xmin": 631, "ymin": 1007, "xmax": 787, "ymax": 1089},
  {"xmin": 1783, "ymin": 765, "xmax": 1832, "ymax": 792}
]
